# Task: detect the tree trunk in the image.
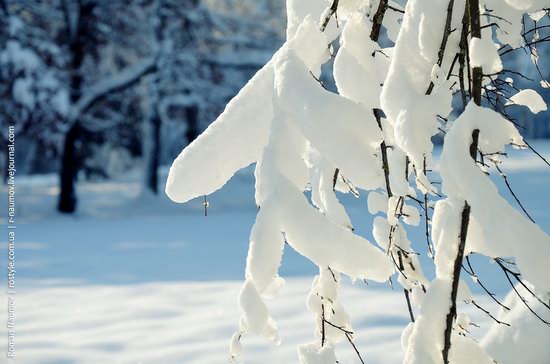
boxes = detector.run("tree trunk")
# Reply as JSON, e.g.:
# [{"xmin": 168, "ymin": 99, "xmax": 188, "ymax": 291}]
[
  {"xmin": 58, "ymin": 123, "xmax": 81, "ymax": 213},
  {"xmin": 185, "ymin": 104, "xmax": 199, "ymax": 144},
  {"xmin": 57, "ymin": 0, "xmax": 93, "ymax": 213},
  {"xmin": 143, "ymin": 110, "xmax": 161, "ymax": 194}
]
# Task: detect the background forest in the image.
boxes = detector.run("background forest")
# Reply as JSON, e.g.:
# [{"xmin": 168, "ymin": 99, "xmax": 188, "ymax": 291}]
[{"xmin": 0, "ymin": 0, "xmax": 285, "ymax": 212}]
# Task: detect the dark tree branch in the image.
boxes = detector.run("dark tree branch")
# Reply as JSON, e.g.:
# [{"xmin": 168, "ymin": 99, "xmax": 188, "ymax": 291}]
[
  {"xmin": 323, "ymin": 319, "xmax": 354, "ymax": 335},
  {"xmin": 370, "ymin": 0, "xmax": 388, "ymax": 41},
  {"xmin": 443, "ymin": 1, "xmax": 482, "ymax": 362},
  {"xmin": 442, "ymin": 199, "xmax": 471, "ymax": 364},
  {"xmin": 319, "ymin": 0, "xmax": 339, "ymax": 32},
  {"xmin": 457, "ymin": 4, "xmax": 470, "ymax": 109},
  {"xmin": 426, "ymin": 0, "xmax": 455, "ymax": 95},
  {"xmin": 422, "ymin": 158, "xmax": 434, "ymax": 256},
  {"xmin": 321, "ymin": 304, "xmax": 326, "ymax": 346},
  {"xmin": 398, "ymin": 250, "xmax": 416, "ymax": 322},
  {"xmin": 368, "ymin": 1, "xmax": 420, "ymax": 325},
  {"xmin": 387, "ymin": 5, "xmax": 404, "ymax": 14}
]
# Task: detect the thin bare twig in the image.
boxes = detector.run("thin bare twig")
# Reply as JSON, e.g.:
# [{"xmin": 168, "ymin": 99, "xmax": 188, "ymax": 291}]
[
  {"xmin": 524, "ymin": 139, "xmax": 550, "ymax": 168},
  {"xmin": 491, "ymin": 160, "xmax": 535, "ymax": 223},
  {"xmin": 464, "ymin": 256, "xmax": 510, "ymax": 311},
  {"xmin": 345, "ymin": 332, "xmax": 365, "ymax": 364},
  {"xmin": 495, "ymin": 258, "xmax": 550, "ymax": 326},
  {"xmin": 470, "ymin": 300, "xmax": 511, "ymax": 327},
  {"xmin": 495, "ymin": 258, "xmax": 550, "ymax": 311}
]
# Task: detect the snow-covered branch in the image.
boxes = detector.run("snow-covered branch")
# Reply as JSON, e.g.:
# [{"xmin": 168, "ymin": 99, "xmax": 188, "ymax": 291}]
[{"xmin": 69, "ymin": 56, "xmax": 157, "ymax": 124}]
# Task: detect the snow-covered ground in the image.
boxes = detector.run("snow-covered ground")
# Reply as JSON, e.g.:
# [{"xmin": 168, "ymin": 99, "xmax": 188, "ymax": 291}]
[{"xmin": 1, "ymin": 142, "xmax": 550, "ymax": 363}]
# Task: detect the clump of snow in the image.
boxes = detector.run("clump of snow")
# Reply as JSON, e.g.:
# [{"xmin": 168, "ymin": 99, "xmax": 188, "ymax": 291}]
[
  {"xmin": 388, "ymin": 148, "xmax": 410, "ymax": 197},
  {"xmin": 251, "ymin": 180, "xmax": 393, "ymax": 282},
  {"xmin": 368, "ymin": 191, "xmax": 388, "ymax": 215},
  {"xmin": 380, "ymin": 0, "xmax": 460, "ymax": 187},
  {"xmin": 334, "ymin": 13, "xmax": 384, "ymax": 111},
  {"xmin": 230, "ymin": 332, "xmax": 243, "ymax": 360},
  {"xmin": 529, "ymin": 10, "xmax": 546, "ymax": 22},
  {"xmin": 507, "ymin": 89, "xmax": 547, "ymax": 114},
  {"xmin": 274, "ymin": 47, "xmax": 383, "ymax": 192},
  {"xmin": 402, "ymin": 203, "xmax": 420, "ymax": 226},
  {"xmin": 306, "ymin": 268, "xmax": 353, "ymax": 348},
  {"xmin": 469, "ymin": 37, "xmax": 503, "ymax": 74},
  {"xmin": 238, "ymin": 279, "xmax": 279, "ymax": 341},
  {"xmin": 308, "ymin": 148, "xmax": 353, "ymax": 230},
  {"xmin": 165, "ymin": 60, "xmax": 273, "ymax": 203},
  {"xmin": 298, "ymin": 342, "xmax": 338, "ymax": 364}
]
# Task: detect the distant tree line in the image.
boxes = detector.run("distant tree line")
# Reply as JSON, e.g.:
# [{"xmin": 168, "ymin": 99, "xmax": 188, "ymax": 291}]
[{"xmin": 0, "ymin": 0, "xmax": 284, "ymax": 213}]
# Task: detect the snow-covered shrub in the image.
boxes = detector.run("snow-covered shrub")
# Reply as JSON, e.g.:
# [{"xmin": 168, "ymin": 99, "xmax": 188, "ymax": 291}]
[{"xmin": 167, "ymin": 0, "xmax": 550, "ymax": 362}]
